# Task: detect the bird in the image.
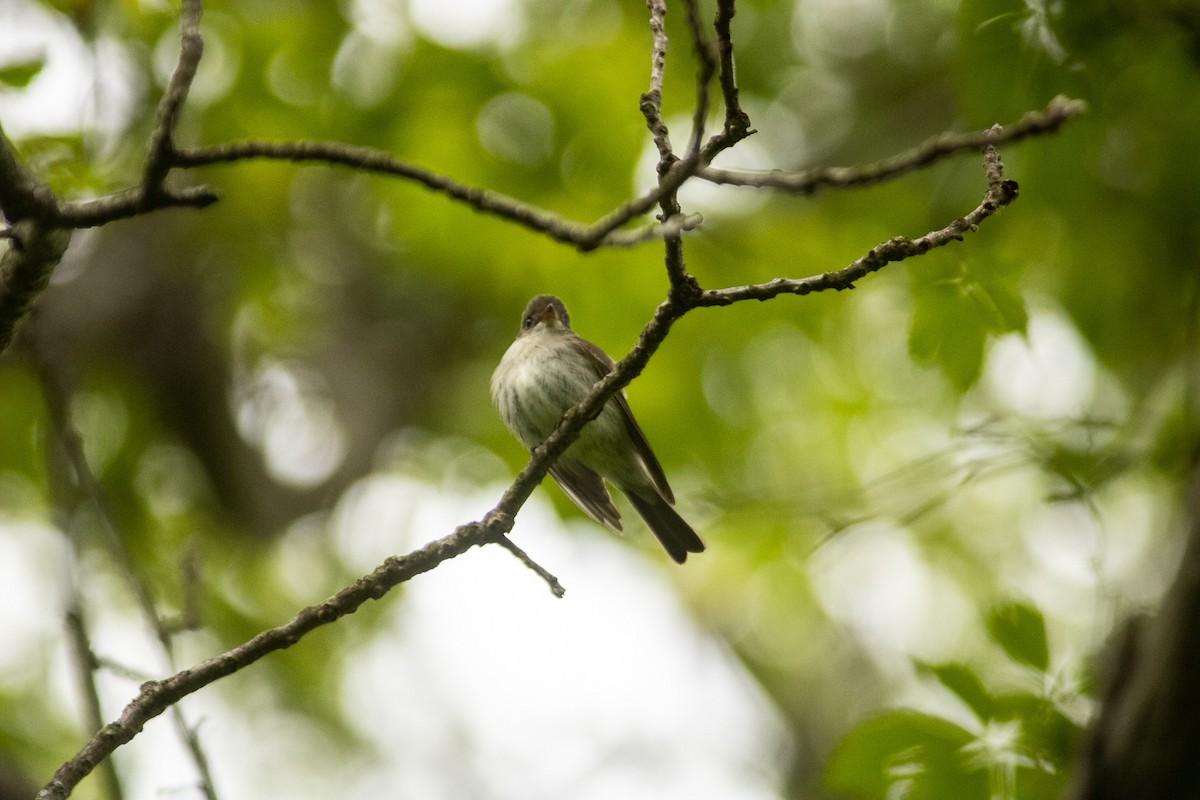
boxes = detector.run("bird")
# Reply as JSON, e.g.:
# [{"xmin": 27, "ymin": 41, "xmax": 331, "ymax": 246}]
[{"xmin": 491, "ymin": 294, "xmax": 705, "ymax": 564}]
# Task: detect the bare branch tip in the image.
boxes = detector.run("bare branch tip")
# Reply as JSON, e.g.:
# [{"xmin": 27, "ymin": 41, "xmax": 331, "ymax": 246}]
[{"xmin": 493, "ymin": 533, "xmax": 566, "ymax": 598}]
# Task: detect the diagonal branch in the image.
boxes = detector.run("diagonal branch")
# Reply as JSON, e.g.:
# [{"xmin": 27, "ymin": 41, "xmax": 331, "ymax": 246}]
[
  {"xmin": 492, "ymin": 534, "xmax": 566, "ymax": 598},
  {"xmin": 699, "ymin": 95, "xmax": 1085, "ymax": 195},
  {"xmin": 35, "ymin": 269, "xmax": 691, "ymax": 800},
  {"xmin": 169, "ymin": 140, "xmax": 696, "ymax": 251},
  {"xmin": 698, "ymin": 139, "xmax": 1020, "ymax": 305},
  {"xmin": 35, "ymin": 517, "xmax": 501, "ymax": 800}
]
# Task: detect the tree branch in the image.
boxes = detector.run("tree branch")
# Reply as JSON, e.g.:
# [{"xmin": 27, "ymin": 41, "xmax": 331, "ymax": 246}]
[
  {"xmin": 38, "ymin": 0, "xmax": 219, "ymax": 230},
  {"xmin": 640, "ymin": 0, "xmax": 675, "ymax": 165},
  {"xmin": 0, "ymin": 220, "xmax": 70, "ymax": 354},
  {"xmin": 0, "ymin": 121, "xmax": 71, "ymax": 355},
  {"xmin": 170, "ymin": 139, "xmax": 693, "ymax": 251},
  {"xmin": 53, "ymin": 185, "xmax": 220, "ymax": 228},
  {"xmin": 682, "ymin": 0, "xmax": 717, "ymax": 158},
  {"xmin": 63, "ymin": 596, "xmax": 125, "ymax": 800},
  {"xmin": 34, "ymin": 513, "xmax": 495, "ymax": 800},
  {"xmin": 0, "ymin": 122, "xmax": 59, "ymax": 222},
  {"xmin": 713, "ymin": 0, "xmax": 751, "ymax": 136},
  {"xmin": 699, "ymin": 95, "xmax": 1085, "ymax": 195},
  {"xmin": 39, "ymin": 352, "xmax": 126, "ymax": 800},
  {"xmin": 492, "ymin": 534, "xmax": 566, "ymax": 598},
  {"xmin": 35, "ymin": 267, "xmax": 694, "ymax": 800},
  {"xmin": 637, "ymin": 0, "xmax": 695, "ymax": 293},
  {"xmin": 698, "ymin": 139, "xmax": 1020, "ymax": 305},
  {"xmin": 141, "ymin": 0, "xmax": 204, "ymax": 199},
  {"xmin": 0, "ymin": 0, "xmax": 217, "ymax": 356}
]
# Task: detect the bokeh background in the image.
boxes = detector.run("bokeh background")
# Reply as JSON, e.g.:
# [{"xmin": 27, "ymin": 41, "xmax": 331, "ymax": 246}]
[{"xmin": 1, "ymin": 0, "xmax": 1197, "ymax": 798}]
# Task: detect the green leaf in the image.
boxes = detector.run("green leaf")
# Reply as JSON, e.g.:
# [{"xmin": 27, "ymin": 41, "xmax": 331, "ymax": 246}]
[
  {"xmin": 987, "ymin": 601, "xmax": 1050, "ymax": 672},
  {"xmin": 0, "ymin": 55, "xmax": 46, "ymax": 89},
  {"xmin": 908, "ymin": 254, "xmax": 1029, "ymax": 390},
  {"xmin": 915, "ymin": 660, "xmax": 995, "ymax": 721},
  {"xmin": 909, "ymin": 284, "xmax": 987, "ymax": 391},
  {"xmin": 825, "ymin": 710, "xmax": 986, "ymax": 800},
  {"xmin": 982, "ymin": 279, "xmax": 1028, "ymax": 334},
  {"xmin": 991, "ymin": 692, "xmax": 1081, "ymax": 768},
  {"xmin": 965, "ymin": 279, "xmax": 1028, "ymax": 335}
]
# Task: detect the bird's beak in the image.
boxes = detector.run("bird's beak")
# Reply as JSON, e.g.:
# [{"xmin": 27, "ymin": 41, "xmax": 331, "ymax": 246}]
[{"xmin": 540, "ymin": 304, "xmax": 559, "ymax": 325}]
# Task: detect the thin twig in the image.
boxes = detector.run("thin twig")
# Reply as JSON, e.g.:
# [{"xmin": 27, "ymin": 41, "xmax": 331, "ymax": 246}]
[
  {"xmin": 640, "ymin": 0, "xmax": 674, "ymax": 164},
  {"xmin": 697, "ymin": 140, "xmax": 1020, "ymax": 305},
  {"xmin": 583, "ymin": 160, "xmax": 702, "ymax": 244},
  {"xmin": 636, "ymin": 0, "xmax": 695, "ymax": 292},
  {"xmin": 63, "ymin": 582, "xmax": 126, "ymax": 800},
  {"xmin": 492, "ymin": 534, "xmax": 566, "ymax": 598},
  {"xmin": 171, "ymin": 140, "xmax": 690, "ymax": 251},
  {"xmin": 699, "ymin": 95, "xmax": 1086, "ymax": 194},
  {"xmin": 713, "ymin": 0, "xmax": 751, "ymax": 134},
  {"xmin": 682, "ymin": 0, "xmax": 717, "ymax": 158},
  {"xmin": 164, "ymin": 544, "xmax": 204, "ymax": 634},
  {"xmin": 94, "ymin": 657, "xmax": 155, "ymax": 684},
  {"xmin": 56, "ymin": 185, "xmax": 220, "ymax": 227},
  {"xmin": 982, "ymin": 123, "xmax": 1006, "ymax": 187},
  {"xmin": 32, "ymin": 338, "xmax": 172, "ymax": 645},
  {"xmin": 35, "ymin": 512, "xmax": 509, "ymax": 800},
  {"xmin": 141, "ymin": 0, "xmax": 204, "ymax": 198}
]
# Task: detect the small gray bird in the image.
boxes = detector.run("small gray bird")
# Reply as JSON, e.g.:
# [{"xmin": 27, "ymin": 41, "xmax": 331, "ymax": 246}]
[{"xmin": 491, "ymin": 295, "xmax": 705, "ymax": 564}]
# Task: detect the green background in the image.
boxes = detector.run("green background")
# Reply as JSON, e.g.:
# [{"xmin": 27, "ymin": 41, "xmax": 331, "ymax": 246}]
[{"xmin": 1, "ymin": 0, "xmax": 1197, "ymax": 798}]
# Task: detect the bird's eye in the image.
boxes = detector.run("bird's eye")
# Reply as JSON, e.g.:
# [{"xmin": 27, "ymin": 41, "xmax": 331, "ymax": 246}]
[{"xmin": 522, "ymin": 315, "xmax": 533, "ymax": 329}]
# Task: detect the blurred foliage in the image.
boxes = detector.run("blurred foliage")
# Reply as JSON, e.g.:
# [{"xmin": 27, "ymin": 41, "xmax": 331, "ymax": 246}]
[
  {"xmin": 1, "ymin": 0, "xmax": 1198, "ymax": 798},
  {"xmin": 0, "ymin": 55, "xmax": 46, "ymax": 89},
  {"xmin": 828, "ymin": 599, "xmax": 1081, "ymax": 800}
]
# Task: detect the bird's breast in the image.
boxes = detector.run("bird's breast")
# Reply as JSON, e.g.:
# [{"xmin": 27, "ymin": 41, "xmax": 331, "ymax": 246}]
[{"xmin": 491, "ymin": 332, "xmax": 621, "ymax": 452}]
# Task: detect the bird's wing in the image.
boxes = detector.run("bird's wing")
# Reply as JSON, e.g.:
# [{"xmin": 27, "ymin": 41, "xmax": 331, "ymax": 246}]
[
  {"xmin": 549, "ymin": 462, "xmax": 623, "ymax": 531},
  {"xmin": 572, "ymin": 336, "xmax": 675, "ymax": 504}
]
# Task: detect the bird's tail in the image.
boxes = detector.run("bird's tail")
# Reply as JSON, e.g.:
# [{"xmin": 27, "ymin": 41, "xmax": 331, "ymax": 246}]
[{"xmin": 625, "ymin": 492, "xmax": 705, "ymax": 564}]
